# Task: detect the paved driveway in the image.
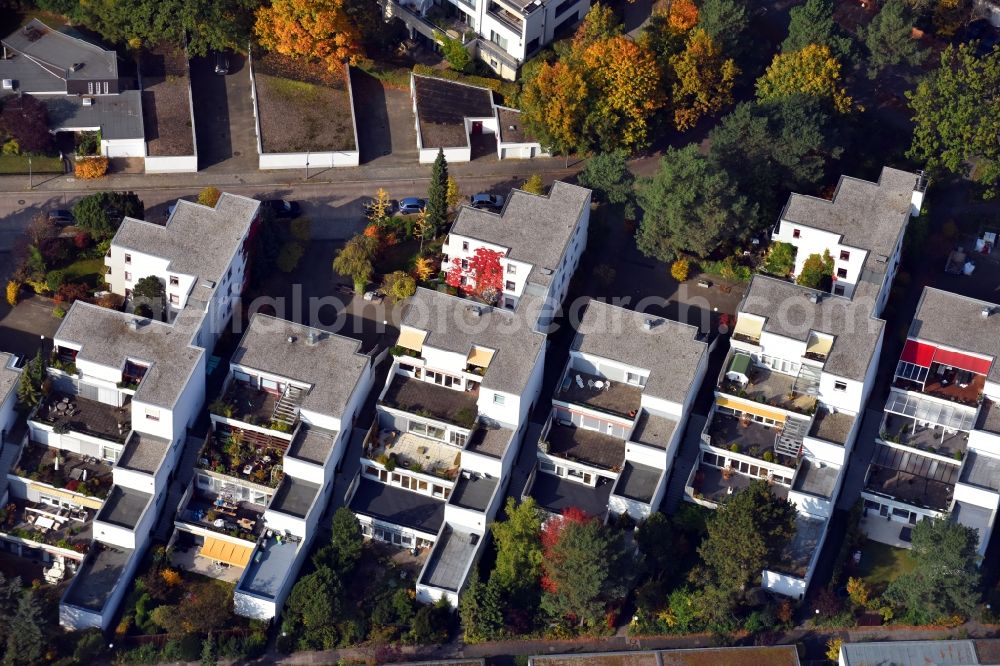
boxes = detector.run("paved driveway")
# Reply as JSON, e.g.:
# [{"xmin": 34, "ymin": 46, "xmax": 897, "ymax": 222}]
[
  {"xmin": 350, "ymin": 69, "xmax": 418, "ymax": 166},
  {"xmin": 190, "ymin": 53, "xmax": 258, "ymax": 172}
]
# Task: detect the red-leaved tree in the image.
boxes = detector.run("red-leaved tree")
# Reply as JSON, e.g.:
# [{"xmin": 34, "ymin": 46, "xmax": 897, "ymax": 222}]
[
  {"xmin": 445, "ymin": 247, "xmax": 505, "ymax": 304},
  {"xmin": 539, "ymin": 507, "xmax": 590, "ymax": 593}
]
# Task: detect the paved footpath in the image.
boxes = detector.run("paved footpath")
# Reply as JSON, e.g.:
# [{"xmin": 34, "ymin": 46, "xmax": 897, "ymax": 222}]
[{"xmin": 268, "ymin": 622, "xmax": 1000, "ymax": 664}]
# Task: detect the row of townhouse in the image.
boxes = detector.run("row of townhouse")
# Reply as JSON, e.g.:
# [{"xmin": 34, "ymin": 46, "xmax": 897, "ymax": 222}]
[
  {"xmin": 525, "ymin": 299, "xmax": 709, "ymax": 522},
  {"xmin": 340, "ymin": 181, "xmax": 591, "ymax": 606},
  {"xmin": 685, "ymin": 166, "xmax": 928, "ymax": 598},
  {"xmin": 0, "ymin": 194, "xmax": 261, "ymax": 631},
  {"xmin": 861, "ymin": 288, "xmax": 1000, "ymax": 558}
]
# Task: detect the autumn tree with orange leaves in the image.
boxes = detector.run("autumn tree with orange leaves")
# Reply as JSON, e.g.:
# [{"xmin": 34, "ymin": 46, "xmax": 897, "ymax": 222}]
[
  {"xmin": 670, "ymin": 28, "xmax": 738, "ymax": 130},
  {"xmin": 520, "ymin": 4, "xmax": 663, "ymax": 154},
  {"xmin": 255, "ymin": 0, "xmax": 364, "ymax": 68},
  {"xmin": 668, "ymin": 0, "xmax": 699, "ymax": 31}
]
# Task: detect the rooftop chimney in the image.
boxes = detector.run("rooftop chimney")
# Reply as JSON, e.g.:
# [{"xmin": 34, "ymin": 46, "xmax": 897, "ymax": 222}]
[
  {"xmin": 128, "ymin": 319, "xmax": 139, "ymax": 330},
  {"xmin": 306, "ymin": 331, "xmax": 319, "ymax": 345},
  {"xmin": 642, "ymin": 319, "xmax": 653, "ymax": 331},
  {"xmin": 286, "ymin": 335, "xmax": 296, "ymax": 343},
  {"xmin": 982, "ymin": 307, "xmax": 992, "ymax": 319},
  {"xmin": 807, "ymin": 292, "xmax": 820, "ymax": 304}
]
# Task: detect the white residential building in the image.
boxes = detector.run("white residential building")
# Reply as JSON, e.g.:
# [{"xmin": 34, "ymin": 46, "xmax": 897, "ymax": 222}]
[
  {"xmin": 386, "ymin": 0, "xmax": 590, "ymax": 79},
  {"xmin": 771, "ymin": 166, "xmax": 927, "ymax": 312},
  {"xmin": 861, "ymin": 288, "xmax": 1000, "ymax": 559},
  {"xmin": 104, "ymin": 194, "xmax": 261, "ymax": 349},
  {"xmin": 0, "ymin": 193, "xmax": 259, "ymax": 631},
  {"xmin": 13, "ymin": 301, "xmax": 209, "ymax": 631},
  {"xmin": 348, "ymin": 287, "xmax": 546, "ymax": 606},
  {"xmin": 526, "ymin": 299, "xmax": 708, "ymax": 522},
  {"xmin": 170, "ymin": 315, "xmax": 376, "ymax": 620},
  {"xmin": 683, "ymin": 166, "xmax": 928, "ymax": 599},
  {"xmin": 0, "ymin": 20, "xmax": 146, "ymax": 158},
  {"xmin": 442, "ymin": 180, "xmax": 591, "ymax": 331},
  {"xmin": 0, "ymin": 352, "xmax": 21, "ymax": 445}
]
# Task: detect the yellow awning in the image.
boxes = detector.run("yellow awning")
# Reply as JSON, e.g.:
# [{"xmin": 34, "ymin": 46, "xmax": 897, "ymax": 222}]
[
  {"xmin": 397, "ymin": 327, "xmax": 426, "ymax": 353},
  {"xmin": 200, "ymin": 536, "xmax": 253, "ymax": 568},
  {"xmin": 806, "ymin": 332, "xmax": 833, "ymax": 357},
  {"xmin": 733, "ymin": 315, "xmax": 764, "ymax": 341},
  {"xmin": 716, "ymin": 396, "xmax": 787, "ymax": 423},
  {"xmin": 29, "ymin": 484, "xmax": 103, "ymax": 510},
  {"xmin": 466, "ymin": 346, "xmax": 495, "ymax": 368}
]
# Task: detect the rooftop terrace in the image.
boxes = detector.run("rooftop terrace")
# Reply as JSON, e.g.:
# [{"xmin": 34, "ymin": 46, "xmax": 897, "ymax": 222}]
[
  {"xmin": 96, "ymin": 485, "xmax": 152, "ymax": 529},
  {"xmin": 543, "ymin": 422, "xmax": 626, "ymax": 471},
  {"xmin": 719, "ymin": 363, "xmax": 817, "ymax": 416},
  {"xmin": 419, "ymin": 526, "xmax": 479, "ymax": 592},
  {"xmin": 881, "ymin": 413, "xmax": 968, "ymax": 458},
  {"xmin": 177, "ymin": 491, "xmax": 265, "ymax": 542},
  {"xmin": 530, "ymin": 472, "xmax": 613, "ymax": 518},
  {"xmin": 381, "ymin": 374, "xmax": 478, "ymax": 429},
  {"xmin": 198, "ymin": 430, "xmax": 287, "ymax": 488},
  {"xmin": 0, "ymin": 498, "xmax": 93, "ymax": 555},
  {"xmin": 350, "ymin": 477, "xmax": 445, "ymax": 534},
  {"xmin": 689, "ymin": 463, "xmax": 790, "ymax": 506},
  {"xmin": 705, "ymin": 413, "xmax": 799, "ymax": 468},
  {"xmin": 865, "ymin": 443, "xmax": 959, "ymax": 511},
  {"xmin": 33, "ymin": 391, "xmax": 131, "ymax": 443},
  {"xmin": 894, "ymin": 366, "xmax": 985, "ymax": 407},
  {"xmin": 62, "ymin": 544, "xmax": 133, "ymax": 612},
  {"xmin": 367, "ymin": 430, "xmax": 461, "ymax": 481},
  {"xmin": 555, "ymin": 370, "xmax": 642, "ymax": 419},
  {"xmin": 14, "ymin": 443, "xmax": 113, "ymax": 500}
]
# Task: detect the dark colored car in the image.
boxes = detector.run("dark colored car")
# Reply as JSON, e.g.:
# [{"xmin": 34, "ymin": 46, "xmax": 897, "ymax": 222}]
[
  {"xmin": 470, "ymin": 193, "xmax": 505, "ymax": 211},
  {"xmin": 398, "ymin": 197, "xmax": 427, "ymax": 215},
  {"xmin": 362, "ymin": 197, "xmax": 398, "ymax": 216},
  {"xmin": 260, "ymin": 199, "xmax": 301, "ymax": 218},
  {"xmin": 214, "ymin": 51, "xmax": 230, "ymax": 75},
  {"xmin": 47, "ymin": 209, "xmax": 74, "ymax": 227}
]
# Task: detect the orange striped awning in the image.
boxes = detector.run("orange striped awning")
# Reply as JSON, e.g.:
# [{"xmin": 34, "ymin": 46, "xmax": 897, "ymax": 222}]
[{"xmin": 200, "ymin": 536, "xmax": 253, "ymax": 568}]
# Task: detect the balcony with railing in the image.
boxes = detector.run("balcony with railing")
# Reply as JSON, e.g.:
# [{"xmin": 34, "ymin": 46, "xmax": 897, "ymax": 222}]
[
  {"xmin": 487, "ymin": 2, "xmax": 523, "ymax": 32},
  {"xmin": 32, "ymin": 391, "xmax": 131, "ymax": 444},
  {"xmin": 208, "ymin": 378, "xmax": 301, "ymax": 435},
  {"xmin": 718, "ymin": 351, "xmax": 818, "ymax": 417},
  {"xmin": 196, "ymin": 430, "xmax": 286, "ymax": 489},
  {"xmin": 554, "ymin": 369, "xmax": 642, "ymax": 420}
]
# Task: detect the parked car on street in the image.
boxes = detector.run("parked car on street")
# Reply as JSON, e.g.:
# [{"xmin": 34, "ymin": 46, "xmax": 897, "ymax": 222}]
[
  {"xmin": 214, "ymin": 51, "xmax": 230, "ymax": 75},
  {"xmin": 470, "ymin": 193, "xmax": 505, "ymax": 211},
  {"xmin": 47, "ymin": 209, "xmax": 74, "ymax": 227},
  {"xmin": 398, "ymin": 197, "xmax": 427, "ymax": 215},
  {"xmin": 260, "ymin": 199, "xmax": 301, "ymax": 218}
]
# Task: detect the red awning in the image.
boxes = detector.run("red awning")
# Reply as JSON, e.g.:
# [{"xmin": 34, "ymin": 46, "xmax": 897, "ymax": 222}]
[
  {"xmin": 932, "ymin": 348, "xmax": 993, "ymax": 375},
  {"xmin": 900, "ymin": 340, "xmax": 935, "ymax": 367}
]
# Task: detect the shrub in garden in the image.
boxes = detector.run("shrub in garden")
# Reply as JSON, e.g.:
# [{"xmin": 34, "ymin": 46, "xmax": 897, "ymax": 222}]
[
  {"xmin": 52, "ymin": 306, "xmax": 66, "ymax": 319},
  {"xmin": 671, "ymin": 258, "xmax": 690, "ymax": 281},
  {"xmin": 197, "ymin": 187, "xmax": 222, "ymax": 207},
  {"xmin": 74, "ymin": 157, "xmax": 109, "ymax": 180},
  {"xmin": 73, "ymin": 231, "xmax": 91, "ymax": 249},
  {"xmin": 6, "ymin": 280, "xmax": 20, "ymax": 306},
  {"xmin": 45, "ymin": 270, "xmax": 67, "ymax": 293},
  {"xmin": 55, "ymin": 283, "xmax": 90, "ymax": 305},
  {"xmin": 276, "ymin": 242, "xmax": 305, "ymax": 273}
]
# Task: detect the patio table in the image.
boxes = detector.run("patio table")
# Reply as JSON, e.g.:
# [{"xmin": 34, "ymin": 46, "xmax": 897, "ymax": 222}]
[{"xmin": 34, "ymin": 516, "xmax": 56, "ymax": 531}]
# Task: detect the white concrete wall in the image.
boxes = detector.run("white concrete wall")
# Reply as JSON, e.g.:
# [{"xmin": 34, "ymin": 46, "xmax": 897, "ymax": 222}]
[
  {"xmin": 144, "ymin": 155, "xmax": 198, "ymax": 173},
  {"xmin": 461, "ymin": 449, "xmax": 503, "ymax": 478},
  {"xmin": 970, "ymin": 430, "xmax": 1000, "ymax": 458},
  {"xmin": 259, "ymin": 151, "xmax": 360, "ymax": 169},
  {"xmin": 624, "ymin": 440, "xmax": 668, "ymax": 470},
  {"xmin": 763, "ymin": 569, "xmax": 807, "ymax": 599},
  {"xmin": 233, "ymin": 589, "xmax": 277, "ymax": 620},
  {"xmin": 420, "ymin": 146, "xmax": 471, "ymax": 164},
  {"xmin": 444, "ymin": 503, "xmax": 490, "ymax": 531},
  {"xmin": 818, "ymin": 374, "xmax": 865, "ymax": 413},
  {"xmin": 102, "ymin": 138, "xmax": 146, "ymax": 158},
  {"xmin": 92, "ymin": 519, "xmax": 138, "ymax": 550},
  {"xmin": 801, "ymin": 436, "xmax": 848, "ymax": 466},
  {"xmin": 112, "ymin": 466, "xmax": 156, "ymax": 495},
  {"xmin": 609, "ymin": 489, "xmax": 653, "ymax": 522},
  {"xmin": 263, "ymin": 509, "xmax": 308, "ymax": 537},
  {"xmin": 787, "ymin": 489, "xmax": 834, "ymax": 518},
  {"xmin": 60, "ymin": 545, "xmax": 143, "ymax": 631},
  {"xmin": 954, "ymin": 481, "xmax": 1000, "ymax": 510}
]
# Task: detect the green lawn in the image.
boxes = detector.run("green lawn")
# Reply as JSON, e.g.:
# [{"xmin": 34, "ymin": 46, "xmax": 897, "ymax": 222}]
[
  {"xmin": 0, "ymin": 154, "xmax": 64, "ymax": 175},
  {"xmin": 858, "ymin": 540, "xmax": 916, "ymax": 590},
  {"xmin": 64, "ymin": 257, "xmax": 105, "ymax": 286}
]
